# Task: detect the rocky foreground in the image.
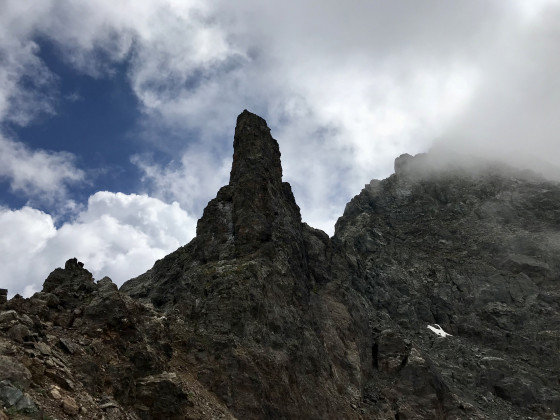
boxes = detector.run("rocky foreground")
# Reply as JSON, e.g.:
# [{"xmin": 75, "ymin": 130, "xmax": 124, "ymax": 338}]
[{"xmin": 1, "ymin": 110, "xmax": 559, "ymax": 419}]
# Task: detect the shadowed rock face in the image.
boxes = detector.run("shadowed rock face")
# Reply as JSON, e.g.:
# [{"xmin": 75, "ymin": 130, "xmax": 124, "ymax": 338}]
[
  {"xmin": 1, "ymin": 111, "xmax": 560, "ymax": 419},
  {"xmin": 195, "ymin": 110, "xmax": 305, "ymax": 261},
  {"xmin": 335, "ymin": 155, "xmax": 560, "ymax": 417},
  {"xmin": 120, "ymin": 110, "xmax": 353, "ymax": 419}
]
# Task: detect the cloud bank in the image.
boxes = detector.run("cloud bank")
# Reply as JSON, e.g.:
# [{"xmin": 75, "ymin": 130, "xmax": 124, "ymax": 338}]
[
  {"xmin": 0, "ymin": 192, "xmax": 196, "ymax": 297},
  {"xmin": 0, "ymin": 134, "xmax": 84, "ymax": 205}
]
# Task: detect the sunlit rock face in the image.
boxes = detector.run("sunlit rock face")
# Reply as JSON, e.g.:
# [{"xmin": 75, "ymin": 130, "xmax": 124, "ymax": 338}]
[{"xmin": 1, "ymin": 111, "xmax": 560, "ymax": 419}]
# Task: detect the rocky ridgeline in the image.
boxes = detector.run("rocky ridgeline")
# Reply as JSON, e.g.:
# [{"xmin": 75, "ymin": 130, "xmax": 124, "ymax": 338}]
[
  {"xmin": 0, "ymin": 258, "xmax": 232, "ymax": 419},
  {"xmin": 1, "ymin": 111, "xmax": 559, "ymax": 419}
]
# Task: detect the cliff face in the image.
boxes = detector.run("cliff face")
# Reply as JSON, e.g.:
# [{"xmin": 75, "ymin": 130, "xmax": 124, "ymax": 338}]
[
  {"xmin": 333, "ymin": 153, "xmax": 560, "ymax": 418},
  {"xmin": 1, "ymin": 111, "xmax": 559, "ymax": 419}
]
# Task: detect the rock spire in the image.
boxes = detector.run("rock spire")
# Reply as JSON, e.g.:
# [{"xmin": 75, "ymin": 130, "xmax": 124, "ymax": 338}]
[
  {"xmin": 194, "ymin": 109, "xmax": 302, "ymax": 258},
  {"xmin": 230, "ymin": 109, "xmax": 283, "ymax": 187}
]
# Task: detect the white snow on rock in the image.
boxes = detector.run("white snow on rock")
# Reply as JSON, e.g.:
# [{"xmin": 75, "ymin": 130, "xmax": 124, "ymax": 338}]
[{"xmin": 427, "ymin": 324, "xmax": 453, "ymax": 337}]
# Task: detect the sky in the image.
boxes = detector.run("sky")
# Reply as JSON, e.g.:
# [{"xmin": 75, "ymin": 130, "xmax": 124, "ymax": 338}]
[{"xmin": 1, "ymin": 0, "xmax": 560, "ymax": 297}]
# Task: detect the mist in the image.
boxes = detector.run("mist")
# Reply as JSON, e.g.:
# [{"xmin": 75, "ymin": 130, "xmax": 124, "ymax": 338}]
[{"xmin": 430, "ymin": 2, "xmax": 560, "ymax": 180}]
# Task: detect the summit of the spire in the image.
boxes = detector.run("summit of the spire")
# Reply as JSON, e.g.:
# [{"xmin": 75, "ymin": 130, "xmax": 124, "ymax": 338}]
[{"xmin": 230, "ymin": 110, "xmax": 282, "ymax": 187}]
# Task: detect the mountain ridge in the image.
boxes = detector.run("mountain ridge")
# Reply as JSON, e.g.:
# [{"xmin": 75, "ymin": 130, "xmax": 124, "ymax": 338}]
[{"xmin": 0, "ymin": 110, "xmax": 559, "ymax": 419}]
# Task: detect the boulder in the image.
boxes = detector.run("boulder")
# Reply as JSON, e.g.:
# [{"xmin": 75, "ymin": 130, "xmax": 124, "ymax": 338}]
[
  {"xmin": 134, "ymin": 373, "xmax": 190, "ymax": 419},
  {"xmin": 61, "ymin": 395, "xmax": 79, "ymax": 415},
  {"xmin": 0, "ymin": 380, "xmax": 36, "ymax": 414},
  {"xmin": 0, "ymin": 355, "xmax": 31, "ymax": 389}
]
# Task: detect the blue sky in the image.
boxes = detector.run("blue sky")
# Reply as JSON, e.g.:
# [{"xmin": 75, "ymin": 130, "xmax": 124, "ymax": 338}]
[
  {"xmin": 3, "ymin": 37, "xmax": 142, "ymax": 212},
  {"xmin": 1, "ymin": 0, "xmax": 560, "ymax": 296}
]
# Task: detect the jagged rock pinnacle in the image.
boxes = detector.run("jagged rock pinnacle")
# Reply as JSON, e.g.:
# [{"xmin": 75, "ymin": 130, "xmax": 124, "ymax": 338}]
[
  {"xmin": 228, "ymin": 110, "xmax": 300, "ymax": 254},
  {"xmin": 230, "ymin": 110, "xmax": 282, "ymax": 187},
  {"xmin": 191, "ymin": 110, "xmax": 301, "ymax": 260}
]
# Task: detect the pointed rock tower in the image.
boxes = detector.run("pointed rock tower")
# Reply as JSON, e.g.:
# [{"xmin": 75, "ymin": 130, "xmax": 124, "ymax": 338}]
[
  {"xmin": 120, "ymin": 110, "xmax": 356, "ymax": 418},
  {"xmin": 194, "ymin": 110, "xmax": 306, "ymax": 262},
  {"xmin": 121, "ymin": 110, "xmax": 310, "ymax": 305}
]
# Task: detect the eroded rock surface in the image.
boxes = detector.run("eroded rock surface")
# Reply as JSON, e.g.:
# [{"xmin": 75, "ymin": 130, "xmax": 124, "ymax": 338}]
[{"xmin": 0, "ymin": 260, "xmax": 234, "ymax": 419}]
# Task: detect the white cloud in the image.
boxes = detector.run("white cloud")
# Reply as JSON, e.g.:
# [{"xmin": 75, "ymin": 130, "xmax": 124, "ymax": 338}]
[
  {"xmin": 0, "ymin": 39, "xmax": 57, "ymax": 126},
  {"xmin": 0, "ymin": 1, "xmax": 489, "ymax": 192},
  {"xmin": 0, "ymin": 192, "xmax": 196, "ymax": 297},
  {"xmin": 434, "ymin": 3, "xmax": 560, "ymax": 179},
  {"xmin": 80, "ymin": 191, "xmax": 195, "ymax": 249},
  {"xmin": 0, "ymin": 3, "xmax": 85, "ymax": 206},
  {"xmin": 0, "ymin": 134, "xmax": 85, "ymax": 203},
  {"xmin": 0, "ymin": 1, "xmax": 60, "ymax": 125},
  {"xmin": 0, "ymin": 0, "xmax": 241, "ymax": 211},
  {"xmin": 91, "ymin": 0, "xmax": 557, "ymax": 233},
  {"xmin": 1, "ymin": 0, "xmax": 560, "ymax": 290},
  {"xmin": 109, "ymin": 1, "xmax": 500, "ymax": 232},
  {"xmin": 0, "ymin": 206, "xmax": 57, "ymax": 297},
  {"xmin": 132, "ymin": 149, "xmax": 232, "ymax": 217}
]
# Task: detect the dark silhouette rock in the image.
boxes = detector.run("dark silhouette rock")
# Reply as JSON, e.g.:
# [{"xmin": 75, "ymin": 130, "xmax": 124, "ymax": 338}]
[
  {"xmin": 42, "ymin": 257, "xmax": 96, "ymax": 310},
  {"xmin": 122, "ymin": 110, "xmax": 350, "ymax": 419}
]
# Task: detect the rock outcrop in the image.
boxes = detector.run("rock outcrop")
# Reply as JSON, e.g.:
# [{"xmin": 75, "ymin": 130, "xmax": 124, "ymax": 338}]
[
  {"xmin": 1, "ymin": 111, "xmax": 559, "ymax": 419},
  {"xmin": 121, "ymin": 110, "xmax": 360, "ymax": 419}
]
